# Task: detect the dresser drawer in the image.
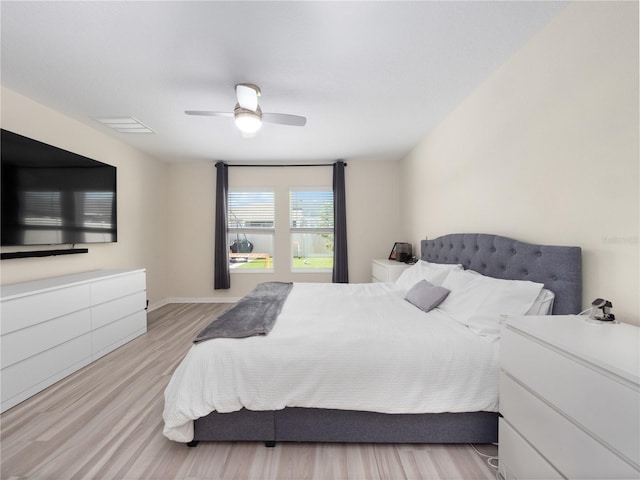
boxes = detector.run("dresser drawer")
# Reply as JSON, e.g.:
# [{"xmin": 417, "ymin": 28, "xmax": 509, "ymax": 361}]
[
  {"xmin": 499, "ymin": 418, "xmax": 562, "ymax": 480},
  {"xmin": 1, "ymin": 309, "xmax": 91, "ymax": 368},
  {"xmin": 1, "ymin": 334, "xmax": 92, "ymax": 408},
  {"xmin": 1, "ymin": 284, "xmax": 91, "ymax": 334},
  {"xmin": 500, "ymin": 372, "xmax": 639, "ymax": 479},
  {"xmin": 92, "ymin": 310, "xmax": 146, "ymax": 360},
  {"xmin": 91, "ymin": 291, "xmax": 146, "ymax": 330},
  {"xmin": 502, "ymin": 327, "xmax": 639, "ymax": 465},
  {"xmin": 90, "ymin": 271, "xmax": 145, "ymax": 305}
]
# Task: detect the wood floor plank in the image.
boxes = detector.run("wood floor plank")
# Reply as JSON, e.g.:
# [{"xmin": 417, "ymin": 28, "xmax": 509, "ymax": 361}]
[{"xmin": 1, "ymin": 302, "xmax": 498, "ymax": 480}]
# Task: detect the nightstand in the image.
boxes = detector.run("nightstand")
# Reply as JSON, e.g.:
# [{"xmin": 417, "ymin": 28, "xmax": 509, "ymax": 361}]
[
  {"xmin": 371, "ymin": 259, "xmax": 411, "ymax": 283},
  {"xmin": 499, "ymin": 315, "xmax": 639, "ymax": 480}
]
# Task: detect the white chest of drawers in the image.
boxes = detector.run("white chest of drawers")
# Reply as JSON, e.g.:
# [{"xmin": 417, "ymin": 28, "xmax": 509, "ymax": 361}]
[
  {"xmin": 1, "ymin": 269, "xmax": 147, "ymax": 413},
  {"xmin": 371, "ymin": 259, "xmax": 411, "ymax": 283},
  {"xmin": 499, "ymin": 315, "xmax": 640, "ymax": 480}
]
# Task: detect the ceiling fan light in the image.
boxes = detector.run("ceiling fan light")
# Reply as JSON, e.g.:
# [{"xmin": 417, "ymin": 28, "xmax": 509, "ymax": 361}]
[{"xmin": 234, "ymin": 110, "xmax": 262, "ymax": 133}]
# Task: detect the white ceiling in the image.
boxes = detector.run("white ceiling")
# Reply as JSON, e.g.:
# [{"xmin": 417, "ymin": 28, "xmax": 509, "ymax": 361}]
[{"xmin": 1, "ymin": 1, "xmax": 567, "ymax": 164}]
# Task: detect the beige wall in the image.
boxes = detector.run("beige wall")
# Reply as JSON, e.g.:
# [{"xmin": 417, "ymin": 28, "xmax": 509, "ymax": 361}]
[
  {"xmin": 0, "ymin": 87, "xmax": 171, "ymax": 306},
  {"xmin": 165, "ymin": 158, "xmax": 402, "ymax": 301},
  {"xmin": 399, "ymin": 2, "xmax": 639, "ymax": 324}
]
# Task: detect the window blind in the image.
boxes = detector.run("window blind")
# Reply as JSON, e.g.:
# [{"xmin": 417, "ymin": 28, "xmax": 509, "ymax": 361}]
[
  {"xmin": 228, "ymin": 190, "xmax": 275, "ymax": 233},
  {"xmin": 289, "ymin": 188, "xmax": 333, "ymax": 233}
]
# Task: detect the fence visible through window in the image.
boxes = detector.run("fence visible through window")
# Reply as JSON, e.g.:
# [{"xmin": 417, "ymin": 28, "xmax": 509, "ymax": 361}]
[{"xmin": 290, "ymin": 188, "xmax": 334, "ymax": 271}]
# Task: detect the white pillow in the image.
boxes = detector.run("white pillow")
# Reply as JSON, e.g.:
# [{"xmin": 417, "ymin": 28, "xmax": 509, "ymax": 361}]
[
  {"xmin": 525, "ymin": 288, "xmax": 555, "ymax": 315},
  {"xmin": 437, "ymin": 268, "xmax": 478, "ymax": 290},
  {"xmin": 443, "ymin": 271, "xmax": 554, "ymax": 315},
  {"xmin": 394, "ymin": 261, "xmax": 463, "ymax": 291},
  {"xmin": 438, "ymin": 269, "xmax": 544, "ymax": 321}
]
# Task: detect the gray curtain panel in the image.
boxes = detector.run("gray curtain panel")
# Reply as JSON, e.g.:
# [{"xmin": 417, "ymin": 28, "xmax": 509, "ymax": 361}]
[
  {"xmin": 214, "ymin": 161, "xmax": 230, "ymax": 289},
  {"xmin": 332, "ymin": 160, "xmax": 349, "ymax": 283}
]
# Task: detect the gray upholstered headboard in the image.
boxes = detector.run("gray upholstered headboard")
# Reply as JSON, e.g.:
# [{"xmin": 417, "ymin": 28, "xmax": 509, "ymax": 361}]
[{"xmin": 421, "ymin": 234, "xmax": 582, "ymax": 315}]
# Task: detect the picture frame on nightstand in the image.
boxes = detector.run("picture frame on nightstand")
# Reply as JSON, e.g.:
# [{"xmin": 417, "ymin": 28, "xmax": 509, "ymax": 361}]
[
  {"xmin": 388, "ymin": 242, "xmax": 412, "ymax": 262},
  {"xmin": 388, "ymin": 242, "xmax": 401, "ymax": 260}
]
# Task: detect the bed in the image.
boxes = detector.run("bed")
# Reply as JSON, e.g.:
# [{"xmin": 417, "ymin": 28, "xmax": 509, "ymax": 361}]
[{"xmin": 163, "ymin": 233, "xmax": 582, "ymax": 446}]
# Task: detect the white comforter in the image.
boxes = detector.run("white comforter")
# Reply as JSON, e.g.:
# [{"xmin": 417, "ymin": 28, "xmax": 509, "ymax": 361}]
[{"xmin": 162, "ymin": 282, "xmax": 500, "ymax": 442}]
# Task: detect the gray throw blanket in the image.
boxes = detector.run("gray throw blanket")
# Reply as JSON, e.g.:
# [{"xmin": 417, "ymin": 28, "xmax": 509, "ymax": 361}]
[{"xmin": 193, "ymin": 282, "xmax": 293, "ymax": 343}]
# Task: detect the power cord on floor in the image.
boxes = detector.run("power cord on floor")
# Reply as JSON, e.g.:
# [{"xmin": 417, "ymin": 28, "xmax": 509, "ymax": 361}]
[{"xmin": 470, "ymin": 443, "xmax": 501, "ymax": 479}]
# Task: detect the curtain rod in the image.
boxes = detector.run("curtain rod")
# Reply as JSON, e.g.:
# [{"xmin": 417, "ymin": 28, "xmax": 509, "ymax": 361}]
[{"xmin": 218, "ymin": 162, "xmax": 346, "ymax": 168}]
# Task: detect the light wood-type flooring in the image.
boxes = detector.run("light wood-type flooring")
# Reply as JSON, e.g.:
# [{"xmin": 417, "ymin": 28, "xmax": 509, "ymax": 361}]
[{"xmin": 1, "ymin": 303, "xmax": 499, "ymax": 479}]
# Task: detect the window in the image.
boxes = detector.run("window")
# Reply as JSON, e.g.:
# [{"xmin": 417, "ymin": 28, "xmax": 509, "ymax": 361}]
[
  {"xmin": 290, "ymin": 188, "xmax": 334, "ymax": 271},
  {"xmin": 228, "ymin": 189, "xmax": 274, "ymax": 270}
]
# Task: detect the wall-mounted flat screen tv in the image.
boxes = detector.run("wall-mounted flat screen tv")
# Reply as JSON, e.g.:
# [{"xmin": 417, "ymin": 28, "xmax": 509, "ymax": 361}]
[{"xmin": 1, "ymin": 129, "xmax": 117, "ymax": 246}]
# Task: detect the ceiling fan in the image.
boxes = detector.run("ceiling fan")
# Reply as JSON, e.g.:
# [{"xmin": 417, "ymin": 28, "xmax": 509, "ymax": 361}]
[{"xmin": 185, "ymin": 84, "xmax": 307, "ymax": 134}]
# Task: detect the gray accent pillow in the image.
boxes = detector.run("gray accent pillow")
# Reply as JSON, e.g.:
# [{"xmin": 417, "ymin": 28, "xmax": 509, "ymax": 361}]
[{"xmin": 405, "ymin": 279, "xmax": 451, "ymax": 313}]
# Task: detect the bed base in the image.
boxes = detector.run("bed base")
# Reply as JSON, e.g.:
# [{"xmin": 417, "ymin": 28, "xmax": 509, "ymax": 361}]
[{"xmin": 191, "ymin": 408, "xmax": 498, "ymax": 446}]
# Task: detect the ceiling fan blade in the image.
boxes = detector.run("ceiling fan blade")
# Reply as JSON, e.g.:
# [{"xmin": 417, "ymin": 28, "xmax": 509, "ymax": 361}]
[
  {"xmin": 185, "ymin": 110, "xmax": 233, "ymax": 117},
  {"xmin": 262, "ymin": 112, "xmax": 307, "ymax": 127},
  {"xmin": 236, "ymin": 84, "xmax": 260, "ymax": 111}
]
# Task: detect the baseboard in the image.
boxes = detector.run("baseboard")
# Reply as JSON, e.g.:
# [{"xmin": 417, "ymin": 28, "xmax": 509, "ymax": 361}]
[{"xmin": 148, "ymin": 296, "xmax": 241, "ymax": 312}]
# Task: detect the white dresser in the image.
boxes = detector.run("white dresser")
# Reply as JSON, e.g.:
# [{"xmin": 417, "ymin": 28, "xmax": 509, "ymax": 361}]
[
  {"xmin": 371, "ymin": 259, "xmax": 411, "ymax": 283},
  {"xmin": 0, "ymin": 269, "xmax": 147, "ymax": 413},
  {"xmin": 499, "ymin": 315, "xmax": 640, "ymax": 480}
]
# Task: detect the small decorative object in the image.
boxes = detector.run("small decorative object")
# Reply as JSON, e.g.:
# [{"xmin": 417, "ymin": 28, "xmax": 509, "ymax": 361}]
[
  {"xmin": 588, "ymin": 298, "xmax": 617, "ymax": 323},
  {"xmin": 389, "ymin": 242, "xmax": 413, "ymax": 262}
]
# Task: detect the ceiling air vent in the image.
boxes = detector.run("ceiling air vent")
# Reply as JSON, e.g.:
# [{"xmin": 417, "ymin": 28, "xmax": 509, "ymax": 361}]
[{"xmin": 93, "ymin": 116, "xmax": 155, "ymax": 134}]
